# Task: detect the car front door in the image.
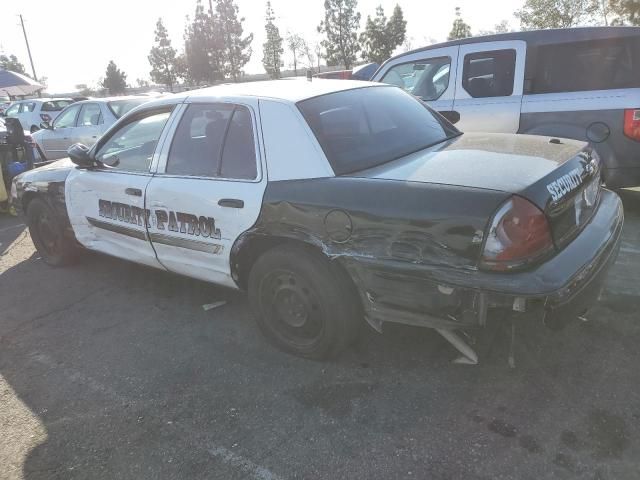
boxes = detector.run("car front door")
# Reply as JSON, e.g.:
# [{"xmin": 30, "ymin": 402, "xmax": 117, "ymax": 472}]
[
  {"xmin": 43, "ymin": 104, "xmax": 81, "ymax": 158},
  {"xmin": 65, "ymin": 106, "xmax": 176, "ymax": 268},
  {"xmin": 73, "ymin": 102, "xmax": 103, "ymax": 147},
  {"xmin": 17, "ymin": 101, "xmax": 36, "ymax": 130},
  {"xmin": 452, "ymin": 40, "xmax": 526, "ymax": 133},
  {"xmin": 145, "ymin": 100, "xmax": 266, "ymax": 288},
  {"xmin": 374, "ymin": 46, "xmax": 459, "ymax": 123}
]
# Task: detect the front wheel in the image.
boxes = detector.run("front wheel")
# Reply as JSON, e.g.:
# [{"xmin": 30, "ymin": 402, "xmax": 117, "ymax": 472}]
[
  {"xmin": 26, "ymin": 198, "xmax": 76, "ymax": 266},
  {"xmin": 248, "ymin": 245, "xmax": 361, "ymax": 359}
]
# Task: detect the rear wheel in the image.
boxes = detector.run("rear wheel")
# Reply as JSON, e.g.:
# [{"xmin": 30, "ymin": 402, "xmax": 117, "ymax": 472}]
[
  {"xmin": 248, "ymin": 245, "xmax": 361, "ymax": 359},
  {"xmin": 26, "ymin": 198, "xmax": 76, "ymax": 266}
]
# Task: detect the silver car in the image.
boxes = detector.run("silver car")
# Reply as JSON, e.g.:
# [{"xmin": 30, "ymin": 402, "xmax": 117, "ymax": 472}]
[{"xmin": 32, "ymin": 96, "xmax": 153, "ymax": 160}]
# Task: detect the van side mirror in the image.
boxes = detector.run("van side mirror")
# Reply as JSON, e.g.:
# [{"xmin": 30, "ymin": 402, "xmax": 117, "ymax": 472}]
[{"xmin": 68, "ymin": 143, "xmax": 95, "ymax": 168}]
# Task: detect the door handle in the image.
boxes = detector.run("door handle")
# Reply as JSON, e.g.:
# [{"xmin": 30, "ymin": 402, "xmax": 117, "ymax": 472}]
[
  {"xmin": 125, "ymin": 188, "xmax": 142, "ymax": 197},
  {"xmin": 218, "ymin": 198, "xmax": 244, "ymax": 208}
]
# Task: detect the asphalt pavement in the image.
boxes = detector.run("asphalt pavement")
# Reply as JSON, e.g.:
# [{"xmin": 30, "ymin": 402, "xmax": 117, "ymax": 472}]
[{"xmin": 1, "ymin": 190, "xmax": 639, "ymax": 480}]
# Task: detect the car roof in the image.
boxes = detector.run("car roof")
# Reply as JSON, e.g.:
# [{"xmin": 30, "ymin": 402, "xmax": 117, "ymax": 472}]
[
  {"xmin": 388, "ymin": 26, "xmax": 640, "ymax": 63},
  {"xmin": 73, "ymin": 95, "xmax": 154, "ymax": 105},
  {"xmin": 180, "ymin": 78, "xmax": 382, "ymax": 103}
]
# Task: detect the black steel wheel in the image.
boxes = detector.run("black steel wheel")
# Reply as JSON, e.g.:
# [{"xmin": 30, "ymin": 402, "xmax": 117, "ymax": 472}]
[
  {"xmin": 27, "ymin": 198, "xmax": 76, "ymax": 266},
  {"xmin": 249, "ymin": 244, "xmax": 361, "ymax": 359}
]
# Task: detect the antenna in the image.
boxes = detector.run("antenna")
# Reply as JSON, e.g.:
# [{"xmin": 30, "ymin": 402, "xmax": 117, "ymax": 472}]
[{"xmin": 19, "ymin": 14, "xmax": 38, "ymax": 82}]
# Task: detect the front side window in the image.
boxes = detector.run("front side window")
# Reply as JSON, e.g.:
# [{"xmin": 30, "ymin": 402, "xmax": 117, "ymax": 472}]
[
  {"xmin": 298, "ymin": 86, "xmax": 459, "ymax": 175},
  {"xmin": 53, "ymin": 105, "xmax": 81, "ymax": 128},
  {"xmin": 462, "ymin": 49, "xmax": 516, "ymax": 98},
  {"xmin": 20, "ymin": 102, "xmax": 36, "ymax": 113},
  {"xmin": 77, "ymin": 103, "xmax": 102, "ymax": 126},
  {"xmin": 5, "ymin": 104, "xmax": 19, "ymax": 116},
  {"xmin": 166, "ymin": 103, "xmax": 257, "ymax": 179},
  {"xmin": 95, "ymin": 110, "xmax": 171, "ymax": 172},
  {"xmin": 381, "ymin": 57, "xmax": 451, "ymax": 101}
]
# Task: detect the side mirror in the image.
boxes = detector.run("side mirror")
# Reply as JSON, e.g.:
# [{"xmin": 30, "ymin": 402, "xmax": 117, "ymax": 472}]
[
  {"xmin": 40, "ymin": 121, "xmax": 52, "ymax": 130},
  {"xmin": 440, "ymin": 110, "xmax": 461, "ymax": 125},
  {"xmin": 68, "ymin": 143, "xmax": 95, "ymax": 168}
]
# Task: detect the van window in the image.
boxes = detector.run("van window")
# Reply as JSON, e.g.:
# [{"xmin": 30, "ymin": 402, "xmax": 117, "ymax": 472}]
[
  {"xmin": 381, "ymin": 57, "xmax": 451, "ymax": 101},
  {"xmin": 462, "ymin": 49, "xmax": 516, "ymax": 98},
  {"xmin": 530, "ymin": 38, "xmax": 640, "ymax": 94}
]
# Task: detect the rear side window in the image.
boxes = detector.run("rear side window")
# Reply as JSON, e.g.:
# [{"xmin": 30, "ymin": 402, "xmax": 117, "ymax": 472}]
[
  {"xmin": 298, "ymin": 86, "xmax": 459, "ymax": 175},
  {"xmin": 167, "ymin": 104, "xmax": 257, "ymax": 180},
  {"xmin": 462, "ymin": 49, "xmax": 516, "ymax": 98},
  {"xmin": 20, "ymin": 102, "xmax": 36, "ymax": 113},
  {"xmin": 381, "ymin": 57, "xmax": 451, "ymax": 101},
  {"xmin": 41, "ymin": 100, "xmax": 73, "ymax": 111},
  {"xmin": 530, "ymin": 38, "xmax": 640, "ymax": 94}
]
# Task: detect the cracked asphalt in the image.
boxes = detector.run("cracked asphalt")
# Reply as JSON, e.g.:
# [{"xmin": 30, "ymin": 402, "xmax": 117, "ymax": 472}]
[{"xmin": 1, "ymin": 190, "xmax": 640, "ymax": 480}]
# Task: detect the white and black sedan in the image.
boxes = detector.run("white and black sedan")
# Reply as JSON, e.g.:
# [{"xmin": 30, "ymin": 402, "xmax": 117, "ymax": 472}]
[{"xmin": 10, "ymin": 80, "xmax": 623, "ymax": 362}]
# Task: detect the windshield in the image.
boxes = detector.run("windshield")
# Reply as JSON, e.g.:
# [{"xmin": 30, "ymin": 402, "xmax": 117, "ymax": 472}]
[
  {"xmin": 107, "ymin": 99, "xmax": 150, "ymax": 118},
  {"xmin": 297, "ymin": 86, "xmax": 459, "ymax": 175},
  {"xmin": 41, "ymin": 100, "xmax": 74, "ymax": 112}
]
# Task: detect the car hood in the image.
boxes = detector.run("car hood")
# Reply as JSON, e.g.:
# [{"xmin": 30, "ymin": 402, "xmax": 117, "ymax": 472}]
[{"xmin": 352, "ymin": 132, "xmax": 587, "ymax": 193}]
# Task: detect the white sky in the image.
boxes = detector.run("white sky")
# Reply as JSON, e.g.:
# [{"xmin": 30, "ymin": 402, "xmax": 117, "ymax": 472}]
[{"xmin": 1, "ymin": 0, "xmax": 524, "ymax": 93}]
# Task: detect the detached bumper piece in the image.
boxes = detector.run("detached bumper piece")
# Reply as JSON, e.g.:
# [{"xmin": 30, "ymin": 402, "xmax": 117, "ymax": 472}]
[{"xmin": 342, "ymin": 190, "xmax": 624, "ymax": 364}]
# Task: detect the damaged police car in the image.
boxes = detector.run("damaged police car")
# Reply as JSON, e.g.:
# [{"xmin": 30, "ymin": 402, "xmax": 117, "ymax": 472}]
[{"xmin": 11, "ymin": 80, "xmax": 623, "ymax": 362}]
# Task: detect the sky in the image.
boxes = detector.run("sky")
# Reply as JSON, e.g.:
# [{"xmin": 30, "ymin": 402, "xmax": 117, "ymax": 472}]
[{"xmin": 1, "ymin": 0, "xmax": 524, "ymax": 93}]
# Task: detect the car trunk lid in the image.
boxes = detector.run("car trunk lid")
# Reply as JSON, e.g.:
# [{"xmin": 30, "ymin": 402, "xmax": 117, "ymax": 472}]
[{"xmin": 351, "ymin": 132, "xmax": 602, "ymax": 248}]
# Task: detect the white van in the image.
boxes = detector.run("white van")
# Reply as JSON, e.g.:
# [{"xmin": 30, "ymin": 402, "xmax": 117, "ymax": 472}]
[{"xmin": 373, "ymin": 27, "xmax": 640, "ymax": 188}]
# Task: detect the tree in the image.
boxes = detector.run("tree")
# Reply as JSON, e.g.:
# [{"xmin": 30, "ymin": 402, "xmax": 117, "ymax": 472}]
[
  {"xmin": 262, "ymin": 1, "xmax": 284, "ymax": 78},
  {"xmin": 148, "ymin": 18, "xmax": 180, "ymax": 91},
  {"xmin": 448, "ymin": 7, "xmax": 472, "ymax": 40},
  {"xmin": 360, "ymin": 4, "xmax": 406, "ymax": 64},
  {"xmin": 301, "ymin": 40, "xmax": 316, "ymax": 73},
  {"xmin": 0, "ymin": 54, "xmax": 27, "ymax": 75},
  {"xmin": 610, "ymin": 0, "xmax": 640, "ymax": 25},
  {"xmin": 101, "ymin": 60, "xmax": 127, "ymax": 95},
  {"xmin": 287, "ymin": 33, "xmax": 305, "ymax": 75},
  {"xmin": 215, "ymin": 0, "xmax": 253, "ymax": 82},
  {"xmin": 184, "ymin": 0, "xmax": 221, "ymax": 85},
  {"xmin": 477, "ymin": 20, "xmax": 512, "ymax": 36},
  {"xmin": 515, "ymin": 0, "xmax": 600, "ymax": 29},
  {"xmin": 318, "ymin": 0, "xmax": 361, "ymax": 69}
]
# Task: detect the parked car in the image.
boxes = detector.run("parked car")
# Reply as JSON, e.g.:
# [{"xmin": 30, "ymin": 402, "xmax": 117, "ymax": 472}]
[
  {"xmin": 11, "ymin": 80, "xmax": 622, "ymax": 362},
  {"xmin": 2, "ymin": 98, "xmax": 74, "ymax": 133},
  {"xmin": 314, "ymin": 69, "xmax": 352, "ymax": 79},
  {"xmin": 373, "ymin": 26, "xmax": 640, "ymax": 188},
  {"xmin": 32, "ymin": 96, "xmax": 154, "ymax": 160}
]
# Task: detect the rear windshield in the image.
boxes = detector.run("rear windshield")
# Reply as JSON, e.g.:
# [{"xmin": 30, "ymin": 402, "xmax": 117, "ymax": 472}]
[
  {"xmin": 107, "ymin": 99, "xmax": 149, "ymax": 118},
  {"xmin": 530, "ymin": 37, "xmax": 640, "ymax": 94},
  {"xmin": 297, "ymin": 86, "xmax": 459, "ymax": 175},
  {"xmin": 41, "ymin": 100, "xmax": 73, "ymax": 111}
]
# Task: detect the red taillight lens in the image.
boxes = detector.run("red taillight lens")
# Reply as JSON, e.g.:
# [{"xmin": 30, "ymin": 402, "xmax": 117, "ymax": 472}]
[
  {"xmin": 624, "ymin": 109, "xmax": 640, "ymax": 141},
  {"xmin": 40, "ymin": 113, "xmax": 51, "ymax": 122},
  {"xmin": 480, "ymin": 196, "xmax": 554, "ymax": 271}
]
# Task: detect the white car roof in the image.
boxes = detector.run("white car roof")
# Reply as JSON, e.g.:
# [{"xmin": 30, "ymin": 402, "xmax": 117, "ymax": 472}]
[{"xmin": 183, "ymin": 78, "xmax": 383, "ymax": 103}]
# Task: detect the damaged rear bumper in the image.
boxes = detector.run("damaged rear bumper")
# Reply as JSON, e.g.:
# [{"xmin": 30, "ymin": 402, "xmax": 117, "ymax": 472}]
[{"xmin": 341, "ymin": 189, "xmax": 624, "ymax": 331}]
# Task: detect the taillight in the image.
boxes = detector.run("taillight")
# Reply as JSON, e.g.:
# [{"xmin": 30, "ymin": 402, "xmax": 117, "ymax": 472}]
[
  {"xmin": 623, "ymin": 109, "xmax": 640, "ymax": 141},
  {"xmin": 40, "ymin": 113, "xmax": 51, "ymax": 122},
  {"xmin": 480, "ymin": 196, "xmax": 554, "ymax": 271}
]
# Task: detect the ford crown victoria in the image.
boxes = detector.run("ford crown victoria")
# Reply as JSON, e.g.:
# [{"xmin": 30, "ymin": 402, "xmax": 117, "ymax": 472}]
[{"xmin": 10, "ymin": 80, "xmax": 623, "ymax": 362}]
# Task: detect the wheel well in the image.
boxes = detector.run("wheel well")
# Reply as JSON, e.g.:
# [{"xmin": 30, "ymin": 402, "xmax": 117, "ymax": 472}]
[
  {"xmin": 21, "ymin": 191, "xmax": 38, "ymax": 213},
  {"xmin": 232, "ymin": 235, "xmax": 357, "ymax": 295}
]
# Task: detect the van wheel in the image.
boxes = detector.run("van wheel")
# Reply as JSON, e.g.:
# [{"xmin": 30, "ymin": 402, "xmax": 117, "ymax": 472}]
[
  {"xmin": 248, "ymin": 245, "xmax": 361, "ymax": 360},
  {"xmin": 27, "ymin": 198, "xmax": 76, "ymax": 266}
]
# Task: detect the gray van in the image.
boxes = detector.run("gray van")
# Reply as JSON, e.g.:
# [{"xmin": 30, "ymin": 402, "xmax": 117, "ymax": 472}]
[{"xmin": 373, "ymin": 27, "xmax": 640, "ymax": 188}]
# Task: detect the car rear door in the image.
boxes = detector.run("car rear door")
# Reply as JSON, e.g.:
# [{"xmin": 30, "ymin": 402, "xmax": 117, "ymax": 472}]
[
  {"xmin": 73, "ymin": 102, "xmax": 103, "ymax": 147},
  {"xmin": 452, "ymin": 40, "xmax": 526, "ymax": 133},
  {"xmin": 65, "ymin": 105, "xmax": 177, "ymax": 268},
  {"xmin": 374, "ymin": 46, "xmax": 459, "ymax": 123},
  {"xmin": 145, "ymin": 99, "xmax": 266, "ymax": 288},
  {"xmin": 43, "ymin": 104, "xmax": 81, "ymax": 158}
]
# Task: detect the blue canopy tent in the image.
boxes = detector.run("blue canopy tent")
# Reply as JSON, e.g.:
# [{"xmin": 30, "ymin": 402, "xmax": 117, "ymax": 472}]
[{"xmin": 0, "ymin": 69, "xmax": 43, "ymax": 97}]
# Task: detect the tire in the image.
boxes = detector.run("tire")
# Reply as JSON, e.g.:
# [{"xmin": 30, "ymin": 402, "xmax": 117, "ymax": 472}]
[
  {"xmin": 248, "ymin": 244, "xmax": 361, "ymax": 360},
  {"xmin": 26, "ymin": 198, "xmax": 76, "ymax": 266},
  {"xmin": 30, "ymin": 125, "xmax": 39, "ymax": 134}
]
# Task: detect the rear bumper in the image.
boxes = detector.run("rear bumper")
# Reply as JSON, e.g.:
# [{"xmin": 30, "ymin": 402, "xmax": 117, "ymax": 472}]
[{"xmin": 342, "ymin": 189, "xmax": 623, "ymax": 330}]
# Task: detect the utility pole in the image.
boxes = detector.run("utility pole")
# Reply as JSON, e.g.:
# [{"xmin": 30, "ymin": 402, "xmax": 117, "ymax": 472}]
[{"xmin": 19, "ymin": 15, "xmax": 38, "ymax": 82}]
